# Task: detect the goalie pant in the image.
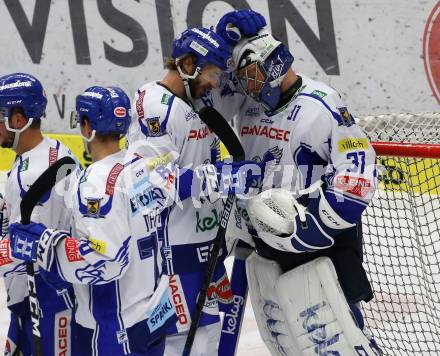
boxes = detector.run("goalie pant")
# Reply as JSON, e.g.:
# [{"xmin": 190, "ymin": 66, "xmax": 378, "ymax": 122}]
[{"xmin": 1, "ymin": 137, "xmax": 78, "ymax": 356}]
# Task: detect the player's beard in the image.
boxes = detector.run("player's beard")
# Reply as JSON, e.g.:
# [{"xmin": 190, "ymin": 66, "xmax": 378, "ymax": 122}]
[{"xmin": 188, "ymin": 76, "xmax": 207, "ymax": 99}]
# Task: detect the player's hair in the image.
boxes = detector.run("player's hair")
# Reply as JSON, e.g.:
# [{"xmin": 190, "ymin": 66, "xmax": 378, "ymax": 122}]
[
  {"xmin": 164, "ymin": 54, "xmax": 196, "ymax": 71},
  {"xmin": 80, "ymin": 117, "xmax": 120, "ymax": 142},
  {"xmin": 11, "ymin": 107, "xmax": 42, "ymax": 129},
  {"xmin": 95, "ymin": 132, "xmax": 121, "ymax": 142}
]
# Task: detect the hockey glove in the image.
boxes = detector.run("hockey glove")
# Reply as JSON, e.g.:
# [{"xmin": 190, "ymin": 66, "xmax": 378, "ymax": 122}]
[
  {"xmin": 213, "ymin": 159, "xmax": 263, "ymax": 197},
  {"xmin": 179, "ymin": 160, "xmax": 264, "ymax": 202},
  {"xmin": 216, "ymin": 9, "xmax": 266, "ymax": 46},
  {"xmin": 9, "ymin": 222, "xmax": 67, "ymax": 270},
  {"xmin": 246, "ymin": 188, "xmax": 356, "ymax": 253}
]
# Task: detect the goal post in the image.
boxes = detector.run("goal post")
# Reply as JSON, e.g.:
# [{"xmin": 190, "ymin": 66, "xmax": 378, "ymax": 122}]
[{"xmin": 358, "ymin": 112, "xmax": 440, "ymax": 356}]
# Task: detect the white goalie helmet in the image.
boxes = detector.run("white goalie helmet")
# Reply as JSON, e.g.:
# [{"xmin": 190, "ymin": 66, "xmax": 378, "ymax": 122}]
[
  {"xmin": 246, "ymin": 188, "xmax": 306, "ymax": 237},
  {"xmin": 231, "ymin": 29, "xmax": 294, "ymax": 112}
]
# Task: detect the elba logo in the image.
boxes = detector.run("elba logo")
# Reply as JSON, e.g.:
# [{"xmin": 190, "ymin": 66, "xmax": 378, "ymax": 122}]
[
  {"xmin": 196, "ymin": 244, "xmax": 212, "ymax": 263},
  {"xmin": 114, "ymin": 106, "xmax": 126, "ymax": 118},
  {"xmin": 221, "ymin": 295, "xmax": 245, "ymax": 335}
]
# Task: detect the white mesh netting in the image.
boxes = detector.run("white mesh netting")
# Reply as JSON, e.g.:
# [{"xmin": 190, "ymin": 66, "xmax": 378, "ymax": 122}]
[{"xmin": 358, "ymin": 112, "xmax": 440, "ymax": 355}]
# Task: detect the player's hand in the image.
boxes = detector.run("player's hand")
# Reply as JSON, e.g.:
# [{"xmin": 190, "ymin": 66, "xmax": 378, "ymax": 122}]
[
  {"xmin": 9, "ymin": 222, "xmax": 46, "ymax": 262},
  {"xmin": 216, "ymin": 9, "xmax": 266, "ymax": 46},
  {"xmin": 213, "ymin": 159, "xmax": 263, "ymax": 197}
]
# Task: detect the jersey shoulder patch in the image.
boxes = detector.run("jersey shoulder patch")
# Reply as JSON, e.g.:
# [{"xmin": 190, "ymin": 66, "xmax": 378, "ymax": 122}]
[
  {"xmin": 296, "ymin": 79, "xmax": 355, "ymax": 128},
  {"xmin": 135, "ymin": 83, "xmax": 177, "ymax": 137}
]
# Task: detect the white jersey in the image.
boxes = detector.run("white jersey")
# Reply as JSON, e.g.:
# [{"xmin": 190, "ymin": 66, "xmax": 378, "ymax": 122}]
[
  {"xmin": 127, "ymin": 81, "xmax": 223, "ymax": 273},
  {"xmin": 1, "ymin": 137, "xmax": 77, "ymax": 310},
  {"xmin": 126, "ymin": 81, "xmax": 229, "ymax": 333},
  {"xmin": 53, "ymin": 150, "xmax": 159, "ymax": 333},
  {"xmin": 203, "ymin": 74, "xmax": 377, "ymax": 224}
]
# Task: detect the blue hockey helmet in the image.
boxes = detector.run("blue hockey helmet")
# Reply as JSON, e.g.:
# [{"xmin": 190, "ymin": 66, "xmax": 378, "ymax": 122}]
[
  {"xmin": 0, "ymin": 72, "xmax": 47, "ymax": 122},
  {"xmin": 172, "ymin": 27, "xmax": 232, "ymax": 71},
  {"xmin": 232, "ymin": 29, "xmax": 294, "ymax": 112},
  {"xmin": 73, "ymin": 86, "xmax": 131, "ymax": 140}
]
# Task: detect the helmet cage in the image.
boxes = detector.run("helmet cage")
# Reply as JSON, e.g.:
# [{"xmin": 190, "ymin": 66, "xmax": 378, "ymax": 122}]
[{"xmin": 233, "ymin": 30, "xmax": 294, "ymax": 111}]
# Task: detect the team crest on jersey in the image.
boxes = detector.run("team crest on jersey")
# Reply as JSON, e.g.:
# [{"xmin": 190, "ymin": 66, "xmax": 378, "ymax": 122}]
[
  {"xmin": 85, "ymin": 198, "xmax": 102, "ymax": 218},
  {"xmin": 338, "ymin": 107, "xmax": 355, "ymax": 127},
  {"xmin": 146, "ymin": 116, "xmax": 161, "ymax": 136}
]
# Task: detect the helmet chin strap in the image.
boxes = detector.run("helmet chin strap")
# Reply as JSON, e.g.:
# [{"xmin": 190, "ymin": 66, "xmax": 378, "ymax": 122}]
[
  {"xmin": 5, "ymin": 117, "xmax": 34, "ymax": 151},
  {"xmin": 176, "ymin": 60, "xmax": 201, "ymax": 102},
  {"xmin": 80, "ymin": 129, "xmax": 96, "ymax": 155}
]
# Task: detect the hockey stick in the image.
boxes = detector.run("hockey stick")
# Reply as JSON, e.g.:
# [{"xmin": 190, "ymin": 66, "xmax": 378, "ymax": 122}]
[
  {"xmin": 183, "ymin": 107, "xmax": 245, "ymax": 356},
  {"xmin": 20, "ymin": 156, "xmax": 76, "ymax": 356}
]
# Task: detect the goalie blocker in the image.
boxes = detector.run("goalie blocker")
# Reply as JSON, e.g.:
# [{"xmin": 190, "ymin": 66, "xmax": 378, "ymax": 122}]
[{"xmin": 246, "ymin": 254, "xmax": 381, "ymax": 356}]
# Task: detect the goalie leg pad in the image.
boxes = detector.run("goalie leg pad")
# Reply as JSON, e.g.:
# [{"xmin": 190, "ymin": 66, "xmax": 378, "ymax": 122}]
[
  {"xmin": 276, "ymin": 256, "xmax": 381, "ymax": 355},
  {"xmin": 246, "ymin": 252, "xmax": 302, "ymax": 356}
]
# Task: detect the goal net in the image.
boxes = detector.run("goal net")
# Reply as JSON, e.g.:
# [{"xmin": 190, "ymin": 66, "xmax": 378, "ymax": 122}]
[{"xmin": 358, "ymin": 112, "xmax": 440, "ymax": 356}]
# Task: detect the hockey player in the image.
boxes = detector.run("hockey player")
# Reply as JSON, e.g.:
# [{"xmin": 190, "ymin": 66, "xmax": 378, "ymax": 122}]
[
  {"xmin": 0, "ymin": 73, "xmax": 77, "ymax": 356},
  {"xmin": 8, "ymin": 85, "xmax": 180, "ymax": 355},
  {"xmin": 198, "ymin": 10, "xmax": 382, "ymax": 355},
  {"xmin": 126, "ymin": 27, "xmax": 264, "ymax": 355}
]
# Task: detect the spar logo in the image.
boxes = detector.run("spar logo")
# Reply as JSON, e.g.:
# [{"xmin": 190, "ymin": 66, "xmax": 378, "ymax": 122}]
[{"xmin": 423, "ymin": 2, "xmax": 440, "ymax": 104}]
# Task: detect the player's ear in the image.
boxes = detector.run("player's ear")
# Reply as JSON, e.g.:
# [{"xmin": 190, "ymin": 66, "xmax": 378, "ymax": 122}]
[
  {"xmin": 181, "ymin": 55, "xmax": 197, "ymax": 76},
  {"xmin": 11, "ymin": 109, "xmax": 27, "ymax": 129},
  {"xmin": 80, "ymin": 118, "xmax": 92, "ymax": 138}
]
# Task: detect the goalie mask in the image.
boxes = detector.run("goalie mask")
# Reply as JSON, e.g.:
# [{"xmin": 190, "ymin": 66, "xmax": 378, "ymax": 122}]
[{"xmin": 232, "ymin": 29, "xmax": 294, "ymax": 112}]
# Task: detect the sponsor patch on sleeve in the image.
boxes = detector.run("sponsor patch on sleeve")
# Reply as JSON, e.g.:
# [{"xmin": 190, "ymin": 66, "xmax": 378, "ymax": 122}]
[
  {"xmin": 147, "ymin": 291, "xmax": 174, "ymax": 332},
  {"xmin": 161, "ymin": 93, "xmax": 171, "ymax": 105},
  {"xmin": 88, "ymin": 237, "xmax": 107, "ymax": 255},
  {"xmin": 136, "ymin": 90, "xmax": 146, "ymax": 119},
  {"xmin": 65, "ymin": 238, "xmax": 84, "ymax": 262},
  {"xmin": 335, "ymin": 175, "xmax": 372, "ymax": 198},
  {"xmin": 338, "ymin": 138, "xmax": 369, "ymax": 152},
  {"xmin": 147, "ymin": 152, "xmax": 174, "ymax": 170},
  {"xmin": 0, "ymin": 240, "xmax": 13, "ymax": 266},
  {"xmin": 311, "ymin": 89, "xmax": 327, "ymax": 98}
]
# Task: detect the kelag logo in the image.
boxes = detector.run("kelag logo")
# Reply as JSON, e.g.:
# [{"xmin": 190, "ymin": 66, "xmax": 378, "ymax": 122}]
[{"xmin": 424, "ymin": 1, "xmax": 440, "ymax": 104}]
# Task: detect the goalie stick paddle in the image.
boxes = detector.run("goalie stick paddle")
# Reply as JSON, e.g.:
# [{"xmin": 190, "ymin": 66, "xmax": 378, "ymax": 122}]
[
  {"xmin": 20, "ymin": 156, "xmax": 76, "ymax": 356},
  {"xmin": 183, "ymin": 107, "xmax": 245, "ymax": 356}
]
